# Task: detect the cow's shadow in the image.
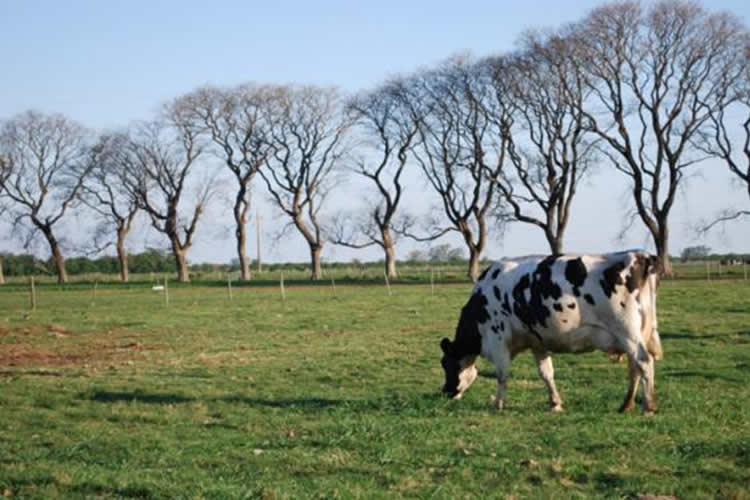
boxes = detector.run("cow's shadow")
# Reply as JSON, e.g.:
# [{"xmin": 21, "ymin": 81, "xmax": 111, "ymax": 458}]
[
  {"xmin": 84, "ymin": 390, "xmax": 444, "ymax": 413},
  {"xmin": 660, "ymin": 330, "xmax": 750, "ymax": 340},
  {"xmin": 89, "ymin": 391, "xmax": 195, "ymax": 405}
]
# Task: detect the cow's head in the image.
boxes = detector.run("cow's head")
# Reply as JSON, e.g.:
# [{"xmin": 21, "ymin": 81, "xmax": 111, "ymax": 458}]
[{"xmin": 440, "ymin": 338, "xmax": 478, "ymax": 399}]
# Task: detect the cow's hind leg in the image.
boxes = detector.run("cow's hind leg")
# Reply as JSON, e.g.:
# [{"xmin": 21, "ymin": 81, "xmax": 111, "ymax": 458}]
[
  {"xmin": 619, "ymin": 356, "xmax": 640, "ymax": 412},
  {"xmin": 533, "ymin": 350, "xmax": 563, "ymax": 412}
]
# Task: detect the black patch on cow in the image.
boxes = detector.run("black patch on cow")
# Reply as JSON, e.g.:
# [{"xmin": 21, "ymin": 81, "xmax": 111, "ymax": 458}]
[
  {"xmin": 567, "ymin": 303, "xmax": 576, "ymax": 309},
  {"xmin": 512, "ymin": 256, "xmax": 562, "ymax": 332},
  {"xmin": 584, "ymin": 293, "xmax": 595, "ymax": 305},
  {"xmin": 533, "ymin": 256, "xmax": 563, "ymax": 302},
  {"xmin": 512, "ymin": 274, "xmax": 542, "ymax": 342},
  {"xmin": 501, "ymin": 293, "xmax": 512, "ymax": 316},
  {"xmin": 451, "ymin": 290, "xmax": 488, "ymax": 357},
  {"xmin": 491, "ymin": 325, "xmax": 499, "ymax": 334},
  {"xmin": 600, "ymin": 260, "xmax": 626, "ymax": 298},
  {"xmin": 493, "ymin": 286, "xmax": 502, "ymax": 302},
  {"xmin": 625, "ymin": 253, "xmax": 660, "ymax": 293},
  {"xmin": 492, "ymin": 268, "xmax": 501, "ymax": 280},
  {"xmin": 440, "ymin": 290, "xmax": 489, "ymax": 396},
  {"xmin": 477, "ymin": 266, "xmax": 491, "ymax": 283},
  {"xmin": 562, "ymin": 318, "xmax": 568, "ymax": 323},
  {"xmin": 553, "ymin": 302, "xmax": 563, "ymax": 312},
  {"xmin": 500, "ymin": 321, "xmax": 505, "ymax": 332},
  {"xmin": 565, "ymin": 258, "xmax": 587, "ymax": 297},
  {"xmin": 620, "ymin": 301, "xmax": 626, "ymax": 308}
]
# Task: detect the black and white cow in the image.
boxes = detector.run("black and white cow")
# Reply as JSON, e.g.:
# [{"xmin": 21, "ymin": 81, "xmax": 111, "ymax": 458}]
[{"xmin": 440, "ymin": 251, "xmax": 663, "ymax": 414}]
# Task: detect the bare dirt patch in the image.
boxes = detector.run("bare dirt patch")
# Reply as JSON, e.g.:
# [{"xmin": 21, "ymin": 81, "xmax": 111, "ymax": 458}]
[{"xmin": 0, "ymin": 326, "xmax": 167, "ymax": 373}]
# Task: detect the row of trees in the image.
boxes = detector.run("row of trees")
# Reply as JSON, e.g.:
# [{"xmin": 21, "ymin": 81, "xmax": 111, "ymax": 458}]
[
  {"xmin": 0, "ymin": 248, "xmax": 175, "ymax": 279},
  {"xmin": 2, "ymin": 0, "xmax": 750, "ymax": 283},
  {"xmin": 0, "ymin": 243, "xmax": 469, "ymax": 282}
]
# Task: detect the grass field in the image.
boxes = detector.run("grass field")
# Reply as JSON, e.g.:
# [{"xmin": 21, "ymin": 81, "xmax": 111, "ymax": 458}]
[{"xmin": 1, "ymin": 278, "xmax": 749, "ymax": 499}]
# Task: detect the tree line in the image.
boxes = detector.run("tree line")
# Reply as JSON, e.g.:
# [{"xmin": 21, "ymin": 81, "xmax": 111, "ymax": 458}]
[{"xmin": 2, "ymin": 0, "xmax": 749, "ymax": 284}]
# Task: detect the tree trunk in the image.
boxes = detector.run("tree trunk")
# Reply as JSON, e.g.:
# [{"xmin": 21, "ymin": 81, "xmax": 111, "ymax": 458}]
[
  {"xmin": 310, "ymin": 244, "xmax": 323, "ymax": 280},
  {"xmin": 459, "ymin": 218, "xmax": 486, "ymax": 282},
  {"xmin": 173, "ymin": 246, "xmax": 190, "ymax": 282},
  {"xmin": 116, "ymin": 230, "xmax": 130, "ymax": 283},
  {"xmin": 654, "ymin": 227, "xmax": 672, "ymax": 278},
  {"xmin": 236, "ymin": 225, "xmax": 251, "ymax": 281},
  {"xmin": 40, "ymin": 227, "xmax": 67, "ymax": 283},
  {"xmin": 382, "ymin": 228, "xmax": 398, "ymax": 279},
  {"xmin": 547, "ymin": 231, "xmax": 563, "ymax": 255},
  {"xmin": 0, "ymin": 256, "xmax": 5, "ymax": 285},
  {"xmin": 468, "ymin": 247, "xmax": 481, "ymax": 282}
]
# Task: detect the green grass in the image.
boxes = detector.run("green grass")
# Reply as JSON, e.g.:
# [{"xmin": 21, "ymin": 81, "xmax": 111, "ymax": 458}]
[{"xmin": 1, "ymin": 280, "xmax": 749, "ymax": 499}]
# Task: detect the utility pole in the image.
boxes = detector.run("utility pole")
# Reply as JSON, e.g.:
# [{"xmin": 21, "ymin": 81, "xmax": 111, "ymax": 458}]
[{"xmin": 256, "ymin": 211, "xmax": 262, "ymax": 273}]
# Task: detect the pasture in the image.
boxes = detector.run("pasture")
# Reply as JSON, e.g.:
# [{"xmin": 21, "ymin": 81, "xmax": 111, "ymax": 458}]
[{"xmin": 1, "ymin": 277, "xmax": 749, "ymax": 499}]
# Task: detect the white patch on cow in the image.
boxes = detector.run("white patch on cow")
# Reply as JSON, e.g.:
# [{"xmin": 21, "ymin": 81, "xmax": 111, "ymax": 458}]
[{"xmin": 452, "ymin": 360, "xmax": 478, "ymax": 400}]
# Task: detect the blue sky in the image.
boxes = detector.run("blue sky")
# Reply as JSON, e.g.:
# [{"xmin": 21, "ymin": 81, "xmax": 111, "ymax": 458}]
[{"xmin": 2, "ymin": 1, "xmax": 749, "ymax": 263}]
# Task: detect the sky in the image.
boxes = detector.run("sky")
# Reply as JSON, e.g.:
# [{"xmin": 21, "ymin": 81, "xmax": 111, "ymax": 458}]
[{"xmin": 1, "ymin": 0, "xmax": 750, "ymax": 264}]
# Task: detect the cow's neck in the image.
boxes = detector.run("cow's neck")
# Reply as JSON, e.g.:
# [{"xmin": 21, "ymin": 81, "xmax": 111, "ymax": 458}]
[{"xmin": 452, "ymin": 290, "xmax": 487, "ymax": 359}]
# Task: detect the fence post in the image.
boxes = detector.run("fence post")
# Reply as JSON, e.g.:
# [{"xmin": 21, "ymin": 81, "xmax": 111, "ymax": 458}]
[
  {"xmin": 227, "ymin": 273, "xmax": 233, "ymax": 301},
  {"xmin": 430, "ymin": 266, "xmax": 435, "ymax": 296},
  {"xmin": 30, "ymin": 277, "xmax": 37, "ymax": 310},
  {"xmin": 280, "ymin": 271, "xmax": 286, "ymax": 301},
  {"xmin": 330, "ymin": 275, "xmax": 336, "ymax": 295},
  {"xmin": 164, "ymin": 276, "xmax": 169, "ymax": 308},
  {"xmin": 706, "ymin": 261, "xmax": 710, "ymax": 282}
]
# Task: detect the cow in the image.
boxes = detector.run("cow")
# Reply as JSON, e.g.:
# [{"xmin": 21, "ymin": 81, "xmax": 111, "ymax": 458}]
[{"xmin": 439, "ymin": 251, "xmax": 663, "ymax": 414}]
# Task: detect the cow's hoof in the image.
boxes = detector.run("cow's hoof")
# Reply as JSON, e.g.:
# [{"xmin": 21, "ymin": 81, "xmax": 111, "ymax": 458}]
[
  {"xmin": 490, "ymin": 395, "xmax": 504, "ymax": 411},
  {"xmin": 550, "ymin": 403, "xmax": 564, "ymax": 413},
  {"xmin": 618, "ymin": 402, "xmax": 635, "ymax": 413}
]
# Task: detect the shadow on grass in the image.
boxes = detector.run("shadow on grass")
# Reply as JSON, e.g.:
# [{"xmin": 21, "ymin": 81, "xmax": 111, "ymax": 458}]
[
  {"xmin": 89, "ymin": 391, "xmax": 195, "ymax": 404},
  {"xmin": 661, "ymin": 331, "xmax": 750, "ymax": 340},
  {"xmin": 0, "ymin": 370, "xmax": 64, "ymax": 378},
  {"xmin": 662, "ymin": 370, "xmax": 743, "ymax": 383},
  {"xmin": 85, "ymin": 390, "xmax": 449, "ymax": 414},
  {"xmin": 71, "ymin": 482, "xmax": 154, "ymax": 499}
]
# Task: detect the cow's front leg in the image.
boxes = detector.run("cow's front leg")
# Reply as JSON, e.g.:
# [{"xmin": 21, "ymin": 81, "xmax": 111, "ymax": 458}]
[
  {"xmin": 624, "ymin": 340, "xmax": 657, "ymax": 414},
  {"xmin": 533, "ymin": 350, "xmax": 563, "ymax": 412},
  {"xmin": 619, "ymin": 356, "xmax": 640, "ymax": 412},
  {"xmin": 490, "ymin": 348, "xmax": 511, "ymax": 411},
  {"xmin": 640, "ymin": 351, "xmax": 657, "ymax": 414}
]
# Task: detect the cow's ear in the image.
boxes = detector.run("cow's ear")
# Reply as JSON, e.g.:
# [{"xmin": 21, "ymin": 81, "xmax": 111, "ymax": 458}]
[{"xmin": 440, "ymin": 338, "xmax": 452, "ymax": 354}]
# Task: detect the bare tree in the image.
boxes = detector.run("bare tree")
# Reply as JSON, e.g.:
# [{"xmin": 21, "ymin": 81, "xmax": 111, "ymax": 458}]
[
  {"xmin": 410, "ymin": 55, "xmax": 509, "ymax": 280},
  {"xmin": 330, "ymin": 78, "xmax": 422, "ymax": 278},
  {"xmin": 0, "ymin": 111, "xmax": 92, "ymax": 283},
  {"xmin": 0, "ymin": 162, "xmax": 7, "ymax": 284},
  {"xmin": 572, "ymin": 0, "xmax": 748, "ymax": 275},
  {"xmin": 260, "ymin": 85, "xmax": 353, "ymax": 280},
  {"xmin": 79, "ymin": 133, "xmax": 140, "ymax": 282},
  {"xmin": 122, "ymin": 105, "xmax": 213, "ymax": 282},
  {"xmin": 178, "ymin": 84, "xmax": 273, "ymax": 281},
  {"xmin": 487, "ymin": 32, "xmax": 597, "ymax": 255},
  {"xmin": 697, "ymin": 49, "xmax": 750, "ymax": 231}
]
